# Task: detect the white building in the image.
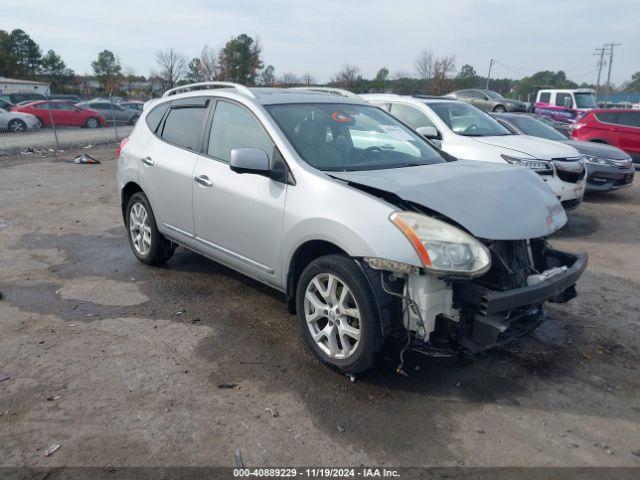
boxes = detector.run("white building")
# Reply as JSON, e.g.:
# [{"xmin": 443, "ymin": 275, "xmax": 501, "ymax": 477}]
[{"xmin": 0, "ymin": 77, "xmax": 50, "ymax": 96}]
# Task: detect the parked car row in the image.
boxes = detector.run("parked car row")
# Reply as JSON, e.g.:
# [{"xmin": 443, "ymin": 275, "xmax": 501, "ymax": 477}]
[
  {"xmin": 117, "ymin": 82, "xmax": 588, "ymax": 373},
  {"xmin": 447, "ymin": 87, "xmax": 640, "ymax": 172}
]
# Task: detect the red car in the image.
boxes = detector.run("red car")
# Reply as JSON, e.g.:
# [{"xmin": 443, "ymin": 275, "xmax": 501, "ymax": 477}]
[
  {"xmin": 571, "ymin": 109, "xmax": 640, "ymax": 165},
  {"xmin": 13, "ymin": 100, "xmax": 106, "ymax": 129}
]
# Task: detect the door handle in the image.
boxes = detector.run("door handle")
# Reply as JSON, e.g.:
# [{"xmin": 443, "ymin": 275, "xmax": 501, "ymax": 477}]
[
  {"xmin": 141, "ymin": 156, "xmax": 154, "ymax": 166},
  {"xmin": 194, "ymin": 175, "xmax": 213, "ymax": 187}
]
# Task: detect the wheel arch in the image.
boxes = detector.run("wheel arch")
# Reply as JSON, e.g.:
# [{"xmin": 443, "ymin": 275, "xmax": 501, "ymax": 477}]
[
  {"xmin": 121, "ymin": 181, "xmax": 143, "ymax": 220},
  {"xmin": 285, "ymin": 240, "xmax": 349, "ymax": 314},
  {"xmin": 588, "ymin": 138, "xmax": 610, "ymax": 144}
]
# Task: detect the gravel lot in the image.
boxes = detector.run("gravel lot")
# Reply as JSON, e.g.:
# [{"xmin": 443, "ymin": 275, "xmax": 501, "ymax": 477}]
[
  {"xmin": 0, "ymin": 126, "xmax": 133, "ymax": 153},
  {"xmin": 0, "ymin": 145, "xmax": 639, "ymax": 469}
]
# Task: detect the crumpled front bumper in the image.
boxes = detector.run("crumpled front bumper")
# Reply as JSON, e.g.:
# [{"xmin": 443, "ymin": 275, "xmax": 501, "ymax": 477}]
[
  {"xmin": 449, "ymin": 248, "xmax": 587, "ymax": 352},
  {"xmin": 454, "ymin": 249, "xmax": 587, "ymax": 315}
]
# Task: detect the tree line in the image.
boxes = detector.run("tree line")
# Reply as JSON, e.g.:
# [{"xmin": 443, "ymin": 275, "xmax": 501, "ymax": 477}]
[{"xmin": 1, "ymin": 28, "xmax": 639, "ymax": 100}]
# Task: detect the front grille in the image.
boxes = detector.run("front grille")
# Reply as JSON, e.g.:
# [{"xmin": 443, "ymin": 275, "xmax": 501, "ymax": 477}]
[
  {"xmin": 557, "ymin": 169, "xmax": 585, "ymax": 183},
  {"xmin": 476, "ymin": 240, "xmax": 535, "ymax": 291}
]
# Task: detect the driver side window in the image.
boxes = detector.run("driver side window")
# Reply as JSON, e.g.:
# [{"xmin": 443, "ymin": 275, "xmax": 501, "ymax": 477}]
[
  {"xmin": 207, "ymin": 101, "xmax": 274, "ymax": 163},
  {"xmin": 390, "ymin": 103, "xmax": 434, "ymax": 130}
]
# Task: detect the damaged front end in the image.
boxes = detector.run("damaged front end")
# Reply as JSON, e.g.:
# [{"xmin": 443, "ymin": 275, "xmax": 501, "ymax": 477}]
[{"xmin": 367, "ymin": 237, "xmax": 586, "ymax": 357}]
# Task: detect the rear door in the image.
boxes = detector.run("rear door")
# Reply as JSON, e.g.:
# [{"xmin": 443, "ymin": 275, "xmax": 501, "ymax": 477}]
[
  {"xmin": 138, "ymin": 97, "xmax": 210, "ymax": 242},
  {"xmin": 613, "ymin": 111, "xmax": 640, "ymax": 160},
  {"xmin": 192, "ymin": 99, "xmax": 287, "ymax": 286}
]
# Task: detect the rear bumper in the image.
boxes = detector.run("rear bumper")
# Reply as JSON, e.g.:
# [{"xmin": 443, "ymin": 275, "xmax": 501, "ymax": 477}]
[{"xmin": 454, "ymin": 249, "xmax": 587, "ymax": 316}]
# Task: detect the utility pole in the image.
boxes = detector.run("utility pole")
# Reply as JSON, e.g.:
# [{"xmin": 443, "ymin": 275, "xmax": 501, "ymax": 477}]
[
  {"xmin": 485, "ymin": 58, "xmax": 495, "ymax": 90},
  {"xmin": 593, "ymin": 45, "xmax": 607, "ymax": 98},
  {"xmin": 604, "ymin": 42, "xmax": 621, "ymax": 104}
]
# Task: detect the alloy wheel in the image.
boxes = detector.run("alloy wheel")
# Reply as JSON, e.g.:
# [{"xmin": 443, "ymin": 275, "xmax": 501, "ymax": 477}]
[
  {"xmin": 129, "ymin": 202, "xmax": 152, "ymax": 256},
  {"xmin": 304, "ymin": 273, "xmax": 362, "ymax": 359},
  {"xmin": 9, "ymin": 120, "xmax": 25, "ymax": 132}
]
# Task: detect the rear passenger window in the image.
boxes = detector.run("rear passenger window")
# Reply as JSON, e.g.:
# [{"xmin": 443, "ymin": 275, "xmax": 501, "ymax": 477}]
[
  {"xmin": 538, "ymin": 92, "xmax": 551, "ymax": 103},
  {"xmin": 145, "ymin": 103, "xmax": 169, "ymax": 133},
  {"xmin": 161, "ymin": 106, "xmax": 207, "ymax": 151},
  {"xmin": 207, "ymin": 101, "xmax": 274, "ymax": 163},
  {"xmin": 616, "ymin": 112, "xmax": 640, "ymax": 128},
  {"xmin": 594, "ymin": 112, "xmax": 619, "ymax": 123},
  {"xmin": 390, "ymin": 103, "xmax": 434, "ymax": 129}
]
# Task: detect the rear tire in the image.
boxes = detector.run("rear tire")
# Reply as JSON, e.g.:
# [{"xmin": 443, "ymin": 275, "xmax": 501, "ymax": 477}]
[
  {"xmin": 493, "ymin": 105, "xmax": 507, "ymax": 113},
  {"xmin": 8, "ymin": 119, "xmax": 26, "ymax": 132},
  {"xmin": 296, "ymin": 254, "xmax": 395, "ymax": 373},
  {"xmin": 125, "ymin": 192, "xmax": 175, "ymax": 265}
]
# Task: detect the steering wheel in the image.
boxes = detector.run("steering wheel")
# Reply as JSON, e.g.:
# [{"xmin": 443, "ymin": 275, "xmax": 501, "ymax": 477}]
[
  {"xmin": 356, "ymin": 146, "xmax": 383, "ymax": 162},
  {"xmin": 462, "ymin": 124, "xmax": 479, "ymax": 134}
]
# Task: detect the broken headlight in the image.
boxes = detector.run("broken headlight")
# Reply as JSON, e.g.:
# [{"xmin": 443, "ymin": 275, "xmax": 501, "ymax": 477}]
[
  {"xmin": 501, "ymin": 154, "xmax": 553, "ymax": 173},
  {"xmin": 390, "ymin": 212, "xmax": 491, "ymax": 276}
]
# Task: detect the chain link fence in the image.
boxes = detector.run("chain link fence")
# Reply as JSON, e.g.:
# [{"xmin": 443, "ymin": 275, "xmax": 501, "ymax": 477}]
[{"xmin": 0, "ymin": 93, "xmax": 137, "ymax": 155}]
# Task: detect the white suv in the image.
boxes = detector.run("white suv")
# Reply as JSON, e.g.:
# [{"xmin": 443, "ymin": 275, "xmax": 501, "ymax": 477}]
[{"xmin": 363, "ymin": 94, "xmax": 586, "ymax": 210}]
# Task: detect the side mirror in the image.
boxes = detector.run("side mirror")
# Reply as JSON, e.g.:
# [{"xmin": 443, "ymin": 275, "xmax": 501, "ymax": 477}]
[
  {"xmin": 563, "ymin": 97, "xmax": 573, "ymax": 108},
  {"xmin": 416, "ymin": 126, "xmax": 439, "ymax": 139},
  {"xmin": 230, "ymin": 148, "xmax": 270, "ymax": 175}
]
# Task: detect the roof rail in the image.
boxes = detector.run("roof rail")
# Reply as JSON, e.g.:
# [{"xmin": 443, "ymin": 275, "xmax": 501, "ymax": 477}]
[
  {"xmin": 288, "ymin": 86, "xmax": 361, "ymax": 99},
  {"xmin": 162, "ymin": 81, "xmax": 256, "ymax": 99}
]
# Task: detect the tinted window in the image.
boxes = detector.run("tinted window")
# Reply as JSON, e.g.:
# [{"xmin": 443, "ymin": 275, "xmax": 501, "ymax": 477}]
[
  {"xmin": 56, "ymin": 103, "xmax": 76, "ymax": 111},
  {"xmin": 594, "ymin": 112, "xmax": 619, "ymax": 123},
  {"xmin": 615, "ymin": 112, "xmax": 640, "ymax": 128},
  {"xmin": 574, "ymin": 92, "xmax": 597, "ymax": 108},
  {"xmin": 266, "ymin": 103, "xmax": 444, "ymax": 172},
  {"xmin": 145, "ymin": 103, "xmax": 170, "ymax": 133},
  {"xmin": 161, "ymin": 106, "xmax": 207, "ymax": 150},
  {"xmin": 208, "ymin": 101, "xmax": 274, "ymax": 162},
  {"xmin": 455, "ymin": 90, "xmax": 471, "ymax": 98},
  {"xmin": 428, "ymin": 101, "xmax": 512, "ymax": 136},
  {"xmin": 35, "ymin": 103, "xmax": 50, "ymax": 110},
  {"xmin": 556, "ymin": 93, "xmax": 573, "ymax": 108},
  {"xmin": 539, "ymin": 92, "xmax": 551, "ymax": 103},
  {"xmin": 508, "ymin": 115, "xmax": 567, "ymax": 141},
  {"xmin": 390, "ymin": 103, "xmax": 434, "ymax": 129}
]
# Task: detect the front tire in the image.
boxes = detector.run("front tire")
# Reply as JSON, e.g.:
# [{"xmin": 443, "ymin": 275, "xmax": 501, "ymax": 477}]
[
  {"xmin": 8, "ymin": 119, "xmax": 27, "ymax": 132},
  {"xmin": 296, "ymin": 254, "xmax": 390, "ymax": 373},
  {"xmin": 85, "ymin": 117, "xmax": 99, "ymax": 129},
  {"xmin": 125, "ymin": 192, "xmax": 175, "ymax": 265}
]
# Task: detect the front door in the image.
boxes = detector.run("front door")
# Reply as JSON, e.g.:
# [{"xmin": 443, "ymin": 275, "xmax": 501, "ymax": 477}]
[{"xmin": 193, "ymin": 100, "xmax": 287, "ymax": 285}]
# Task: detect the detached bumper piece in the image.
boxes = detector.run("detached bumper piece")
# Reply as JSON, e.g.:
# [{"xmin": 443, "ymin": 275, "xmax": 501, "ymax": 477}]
[{"xmin": 452, "ymin": 247, "xmax": 587, "ymax": 352}]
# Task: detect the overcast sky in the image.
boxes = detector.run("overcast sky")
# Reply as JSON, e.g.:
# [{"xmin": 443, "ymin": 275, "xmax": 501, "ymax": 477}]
[{"xmin": 1, "ymin": 0, "xmax": 638, "ymax": 85}]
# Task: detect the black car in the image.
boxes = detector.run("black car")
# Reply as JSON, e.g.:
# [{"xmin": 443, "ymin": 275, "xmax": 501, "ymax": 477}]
[{"xmin": 493, "ymin": 113, "xmax": 634, "ymax": 193}]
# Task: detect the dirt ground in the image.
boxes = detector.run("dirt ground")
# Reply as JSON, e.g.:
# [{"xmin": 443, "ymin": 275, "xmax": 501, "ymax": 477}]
[{"xmin": 1, "ymin": 145, "xmax": 639, "ymax": 468}]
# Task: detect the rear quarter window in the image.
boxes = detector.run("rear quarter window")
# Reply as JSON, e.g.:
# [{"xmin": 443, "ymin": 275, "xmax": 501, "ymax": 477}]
[
  {"xmin": 538, "ymin": 92, "xmax": 551, "ymax": 103},
  {"xmin": 145, "ymin": 103, "xmax": 170, "ymax": 134}
]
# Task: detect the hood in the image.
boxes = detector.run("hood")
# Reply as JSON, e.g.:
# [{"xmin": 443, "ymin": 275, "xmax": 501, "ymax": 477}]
[
  {"xmin": 470, "ymin": 134, "xmax": 580, "ymax": 159},
  {"xmin": 561, "ymin": 139, "xmax": 630, "ymax": 160},
  {"xmin": 330, "ymin": 160, "xmax": 567, "ymax": 241}
]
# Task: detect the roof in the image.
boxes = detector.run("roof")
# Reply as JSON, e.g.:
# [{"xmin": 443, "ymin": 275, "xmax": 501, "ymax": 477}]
[
  {"xmin": 0, "ymin": 76, "xmax": 49, "ymax": 86},
  {"xmin": 160, "ymin": 84, "xmax": 365, "ymax": 106}
]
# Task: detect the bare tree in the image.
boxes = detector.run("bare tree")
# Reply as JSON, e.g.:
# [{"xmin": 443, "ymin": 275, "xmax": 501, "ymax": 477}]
[
  {"xmin": 431, "ymin": 55, "xmax": 457, "ymax": 94},
  {"xmin": 199, "ymin": 45, "xmax": 218, "ymax": 81},
  {"xmin": 414, "ymin": 49, "xmax": 434, "ymax": 80},
  {"xmin": 331, "ymin": 64, "xmax": 360, "ymax": 90},
  {"xmin": 154, "ymin": 48, "xmax": 187, "ymax": 90},
  {"xmin": 301, "ymin": 73, "xmax": 315, "ymax": 86},
  {"xmin": 278, "ymin": 72, "xmax": 300, "ymax": 87}
]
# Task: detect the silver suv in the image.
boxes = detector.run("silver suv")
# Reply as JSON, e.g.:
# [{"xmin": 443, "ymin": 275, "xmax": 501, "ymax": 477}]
[{"xmin": 117, "ymin": 82, "xmax": 587, "ymax": 373}]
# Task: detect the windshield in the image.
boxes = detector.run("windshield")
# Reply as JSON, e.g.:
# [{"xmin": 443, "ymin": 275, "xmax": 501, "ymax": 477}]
[
  {"xmin": 574, "ymin": 92, "xmax": 597, "ymax": 109},
  {"xmin": 428, "ymin": 101, "xmax": 513, "ymax": 136},
  {"xmin": 486, "ymin": 90, "xmax": 504, "ymax": 100},
  {"xmin": 508, "ymin": 115, "xmax": 567, "ymax": 141},
  {"xmin": 266, "ymin": 103, "xmax": 445, "ymax": 171}
]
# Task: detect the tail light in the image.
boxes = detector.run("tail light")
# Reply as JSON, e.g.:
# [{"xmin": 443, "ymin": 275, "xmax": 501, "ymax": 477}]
[{"xmin": 116, "ymin": 137, "xmax": 129, "ymax": 158}]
